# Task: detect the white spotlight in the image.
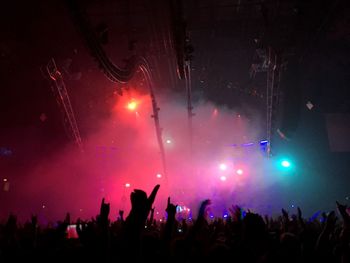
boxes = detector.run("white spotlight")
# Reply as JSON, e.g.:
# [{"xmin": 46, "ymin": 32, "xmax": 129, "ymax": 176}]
[{"xmin": 219, "ymin": 163, "xmax": 227, "ymax": 171}]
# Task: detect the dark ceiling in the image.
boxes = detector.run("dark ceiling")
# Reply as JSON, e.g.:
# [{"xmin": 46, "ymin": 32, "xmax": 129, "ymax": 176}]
[{"xmin": 1, "ymin": 0, "xmax": 350, "ymax": 160}]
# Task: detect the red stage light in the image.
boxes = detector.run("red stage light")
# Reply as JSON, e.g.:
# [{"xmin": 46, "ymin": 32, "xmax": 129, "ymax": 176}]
[{"xmin": 127, "ymin": 101, "xmax": 137, "ymax": 111}]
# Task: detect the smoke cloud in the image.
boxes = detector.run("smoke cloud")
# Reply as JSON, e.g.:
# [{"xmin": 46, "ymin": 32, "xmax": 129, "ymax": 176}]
[{"xmin": 1, "ymin": 84, "xmax": 299, "ymax": 223}]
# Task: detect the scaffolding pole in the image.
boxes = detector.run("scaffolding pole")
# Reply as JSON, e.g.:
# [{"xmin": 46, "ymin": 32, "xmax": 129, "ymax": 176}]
[
  {"xmin": 266, "ymin": 48, "xmax": 281, "ymax": 156},
  {"xmin": 46, "ymin": 58, "xmax": 83, "ymax": 151}
]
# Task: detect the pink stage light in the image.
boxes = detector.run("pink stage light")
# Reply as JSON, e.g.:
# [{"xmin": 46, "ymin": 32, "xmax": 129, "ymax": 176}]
[
  {"xmin": 219, "ymin": 163, "xmax": 227, "ymax": 171},
  {"xmin": 156, "ymin": 173, "xmax": 162, "ymax": 178},
  {"xmin": 125, "ymin": 183, "xmax": 131, "ymax": 188},
  {"xmin": 236, "ymin": 169, "xmax": 243, "ymax": 175},
  {"xmin": 220, "ymin": 176, "xmax": 227, "ymax": 181}
]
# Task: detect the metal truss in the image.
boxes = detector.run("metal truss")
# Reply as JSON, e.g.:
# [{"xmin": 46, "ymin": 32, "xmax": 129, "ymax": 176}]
[
  {"xmin": 251, "ymin": 47, "xmax": 281, "ymax": 156},
  {"xmin": 46, "ymin": 58, "xmax": 83, "ymax": 151}
]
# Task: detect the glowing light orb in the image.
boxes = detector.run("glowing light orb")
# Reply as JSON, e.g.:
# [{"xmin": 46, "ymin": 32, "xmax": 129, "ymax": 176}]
[
  {"xmin": 3, "ymin": 178, "xmax": 7, "ymax": 182},
  {"xmin": 220, "ymin": 176, "xmax": 227, "ymax": 181},
  {"xmin": 166, "ymin": 139, "xmax": 172, "ymax": 144},
  {"xmin": 127, "ymin": 101, "xmax": 137, "ymax": 111},
  {"xmin": 125, "ymin": 183, "xmax": 131, "ymax": 188},
  {"xmin": 281, "ymin": 160, "xmax": 291, "ymax": 168},
  {"xmin": 219, "ymin": 163, "xmax": 227, "ymax": 171},
  {"xmin": 236, "ymin": 169, "xmax": 243, "ymax": 175},
  {"xmin": 156, "ymin": 173, "xmax": 162, "ymax": 178}
]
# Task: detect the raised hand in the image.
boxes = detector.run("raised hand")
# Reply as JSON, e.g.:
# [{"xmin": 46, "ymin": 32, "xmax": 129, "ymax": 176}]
[
  {"xmin": 119, "ymin": 210, "xmax": 124, "ymax": 221},
  {"xmin": 6, "ymin": 214, "xmax": 17, "ymax": 231},
  {"xmin": 336, "ymin": 201, "xmax": 350, "ymax": 259},
  {"xmin": 163, "ymin": 197, "xmax": 178, "ymax": 247},
  {"xmin": 336, "ymin": 201, "xmax": 350, "ymax": 228},
  {"xmin": 148, "ymin": 207, "xmax": 155, "ymax": 227},
  {"xmin": 76, "ymin": 218, "xmax": 82, "ymax": 236},
  {"xmin": 325, "ymin": 211, "xmax": 337, "ymax": 230},
  {"xmin": 229, "ymin": 205, "xmax": 242, "ymax": 222},
  {"xmin": 199, "ymin": 199, "xmax": 211, "ymax": 218},
  {"xmin": 297, "ymin": 207, "xmax": 302, "ymax": 221},
  {"xmin": 148, "ymin": 185, "xmax": 160, "ymax": 209},
  {"xmin": 124, "ymin": 184, "xmax": 161, "ymax": 253},
  {"xmin": 64, "ymin": 212, "xmax": 71, "ymax": 225},
  {"xmin": 282, "ymin": 208, "xmax": 289, "ymax": 220},
  {"xmin": 316, "ymin": 210, "xmax": 338, "ymax": 252},
  {"xmin": 166, "ymin": 197, "xmax": 177, "ymax": 219},
  {"xmin": 264, "ymin": 215, "xmax": 269, "ymax": 226},
  {"xmin": 321, "ymin": 212, "xmax": 327, "ymax": 222},
  {"xmin": 127, "ymin": 184, "xmax": 160, "ymax": 227},
  {"xmin": 297, "ymin": 207, "xmax": 305, "ymax": 228},
  {"xmin": 99, "ymin": 198, "xmax": 110, "ymax": 226},
  {"xmin": 31, "ymin": 215, "xmax": 38, "ymax": 228},
  {"xmin": 130, "ymin": 185, "xmax": 160, "ymax": 214},
  {"xmin": 281, "ymin": 208, "xmax": 290, "ymax": 232}
]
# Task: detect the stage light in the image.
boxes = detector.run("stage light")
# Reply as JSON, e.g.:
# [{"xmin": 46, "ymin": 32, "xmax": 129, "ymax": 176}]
[
  {"xmin": 236, "ymin": 169, "xmax": 243, "ymax": 175},
  {"xmin": 281, "ymin": 160, "xmax": 291, "ymax": 168},
  {"xmin": 156, "ymin": 173, "xmax": 162, "ymax": 178},
  {"xmin": 125, "ymin": 183, "xmax": 131, "ymax": 188},
  {"xmin": 219, "ymin": 163, "xmax": 227, "ymax": 171},
  {"xmin": 220, "ymin": 176, "xmax": 227, "ymax": 181},
  {"xmin": 166, "ymin": 139, "xmax": 172, "ymax": 144},
  {"xmin": 127, "ymin": 101, "xmax": 137, "ymax": 111},
  {"xmin": 260, "ymin": 140, "xmax": 269, "ymax": 154},
  {"xmin": 3, "ymin": 178, "xmax": 7, "ymax": 182}
]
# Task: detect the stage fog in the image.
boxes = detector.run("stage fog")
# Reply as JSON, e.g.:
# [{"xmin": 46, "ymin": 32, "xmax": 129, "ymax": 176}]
[{"xmin": 1, "ymin": 85, "xmax": 326, "ymax": 223}]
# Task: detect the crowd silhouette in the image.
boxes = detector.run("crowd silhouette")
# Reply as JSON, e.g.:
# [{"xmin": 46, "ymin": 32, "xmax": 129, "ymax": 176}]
[{"xmin": 1, "ymin": 184, "xmax": 349, "ymax": 262}]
